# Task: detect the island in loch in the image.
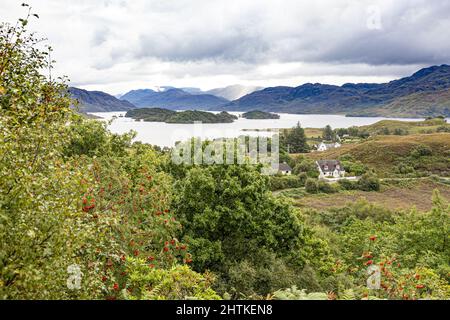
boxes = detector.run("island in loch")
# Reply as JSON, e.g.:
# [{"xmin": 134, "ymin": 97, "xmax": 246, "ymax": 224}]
[{"xmin": 125, "ymin": 108, "xmax": 238, "ymax": 123}]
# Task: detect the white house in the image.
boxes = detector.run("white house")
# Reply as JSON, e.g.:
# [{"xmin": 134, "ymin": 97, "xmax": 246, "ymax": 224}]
[
  {"xmin": 278, "ymin": 163, "xmax": 293, "ymax": 175},
  {"xmin": 316, "ymin": 160, "xmax": 346, "ymax": 179},
  {"xmin": 317, "ymin": 142, "xmax": 341, "ymax": 152}
]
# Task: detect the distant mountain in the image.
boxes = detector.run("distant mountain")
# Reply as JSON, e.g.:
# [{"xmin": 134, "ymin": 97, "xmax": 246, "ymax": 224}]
[
  {"xmin": 223, "ymin": 65, "xmax": 450, "ymax": 118},
  {"xmin": 69, "ymin": 87, "xmax": 136, "ymax": 112},
  {"xmin": 206, "ymin": 85, "xmax": 263, "ymax": 101},
  {"xmin": 120, "ymin": 88, "xmax": 228, "ymax": 110}
]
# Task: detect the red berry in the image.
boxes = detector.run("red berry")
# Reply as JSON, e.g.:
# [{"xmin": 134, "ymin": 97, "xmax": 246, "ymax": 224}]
[
  {"xmin": 370, "ymin": 236, "xmax": 377, "ymax": 241},
  {"xmin": 163, "ymin": 247, "xmax": 169, "ymax": 252},
  {"xmin": 365, "ymin": 260, "xmax": 374, "ymax": 266},
  {"xmin": 102, "ymin": 276, "xmax": 107, "ymax": 282},
  {"xmin": 113, "ymin": 283, "xmax": 119, "ymax": 291}
]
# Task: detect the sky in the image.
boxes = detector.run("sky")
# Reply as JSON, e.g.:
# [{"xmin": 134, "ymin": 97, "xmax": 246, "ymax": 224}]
[{"xmin": 1, "ymin": 0, "xmax": 450, "ymax": 95}]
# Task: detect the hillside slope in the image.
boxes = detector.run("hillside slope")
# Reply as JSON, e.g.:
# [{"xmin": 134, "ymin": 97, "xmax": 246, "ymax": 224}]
[
  {"xmin": 305, "ymin": 133, "xmax": 450, "ymax": 176},
  {"xmin": 69, "ymin": 87, "xmax": 136, "ymax": 112},
  {"xmin": 120, "ymin": 88, "xmax": 228, "ymax": 110},
  {"xmin": 224, "ymin": 65, "xmax": 450, "ymax": 118}
]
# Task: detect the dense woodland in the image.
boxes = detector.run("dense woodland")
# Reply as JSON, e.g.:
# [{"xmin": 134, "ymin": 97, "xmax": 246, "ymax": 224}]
[{"xmin": 0, "ymin": 9, "xmax": 449, "ymax": 300}]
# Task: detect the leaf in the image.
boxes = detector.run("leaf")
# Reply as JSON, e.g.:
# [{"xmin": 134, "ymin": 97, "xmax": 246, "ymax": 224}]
[{"xmin": 33, "ymin": 14, "xmax": 40, "ymax": 19}]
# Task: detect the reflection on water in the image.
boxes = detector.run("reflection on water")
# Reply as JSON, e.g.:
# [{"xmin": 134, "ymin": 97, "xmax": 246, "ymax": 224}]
[{"xmin": 90, "ymin": 111, "xmax": 423, "ymax": 147}]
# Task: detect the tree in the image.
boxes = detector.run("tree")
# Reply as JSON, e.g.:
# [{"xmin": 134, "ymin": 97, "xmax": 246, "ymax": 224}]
[
  {"xmin": 172, "ymin": 164, "xmax": 311, "ymax": 296},
  {"xmin": 293, "ymin": 158, "xmax": 320, "ymax": 178},
  {"xmin": 323, "ymin": 125, "xmax": 334, "ymax": 141},
  {"xmin": 285, "ymin": 122, "xmax": 310, "ymax": 153},
  {"xmin": 0, "ymin": 7, "xmax": 207, "ymax": 300}
]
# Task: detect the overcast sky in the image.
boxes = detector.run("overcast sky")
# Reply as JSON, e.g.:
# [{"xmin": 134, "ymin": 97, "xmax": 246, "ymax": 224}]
[{"xmin": 1, "ymin": 0, "xmax": 450, "ymax": 95}]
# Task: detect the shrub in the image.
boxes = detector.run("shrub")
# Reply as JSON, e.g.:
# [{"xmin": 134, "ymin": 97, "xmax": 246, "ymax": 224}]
[
  {"xmin": 318, "ymin": 181, "xmax": 336, "ymax": 194},
  {"xmin": 410, "ymin": 144, "xmax": 433, "ymax": 158},
  {"xmin": 269, "ymin": 176, "xmax": 304, "ymax": 191},
  {"xmin": 305, "ymin": 179, "xmax": 319, "ymax": 194},
  {"xmin": 338, "ymin": 179, "xmax": 357, "ymax": 190},
  {"xmin": 124, "ymin": 260, "xmax": 221, "ymax": 300},
  {"xmin": 293, "ymin": 159, "xmax": 320, "ymax": 178},
  {"xmin": 357, "ymin": 174, "xmax": 381, "ymax": 191},
  {"xmin": 396, "ymin": 164, "xmax": 415, "ymax": 175}
]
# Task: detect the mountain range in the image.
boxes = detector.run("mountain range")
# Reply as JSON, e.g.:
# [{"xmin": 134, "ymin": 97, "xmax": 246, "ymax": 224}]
[
  {"xmin": 120, "ymin": 88, "xmax": 228, "ymax": 110},
  {"xmin": 69, "ymin": 87, "xmax": 135, "ymax": 112},
  {"xmin": 223, "ymin": 64, "xmax": 450, "ymax": 117},
  {"xmin": 204, "ymin": 85, "xmax": 263, "ymax": 101},
  {"xmin": 69, "ymin": 65, "xmax": 450, "ymax": 117}
]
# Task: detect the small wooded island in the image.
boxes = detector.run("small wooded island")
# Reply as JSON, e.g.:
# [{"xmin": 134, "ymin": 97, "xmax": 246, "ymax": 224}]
[
  {"xmin": 242, "ymin": 110, "xmax": 280, "ymax": 119},
  {"xmin": 125, "ymin": 108, "xmax": 238, "ymax": 123}
]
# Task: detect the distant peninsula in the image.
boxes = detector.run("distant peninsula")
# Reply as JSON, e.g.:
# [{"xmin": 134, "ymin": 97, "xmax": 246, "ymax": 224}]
[
  {"xmin": 125, "ymin": 108, "xmax": 238, "ymax": 124},
  {"xmin": 242, "ymin": 110, "xmax": 280, "ymax": 119}
]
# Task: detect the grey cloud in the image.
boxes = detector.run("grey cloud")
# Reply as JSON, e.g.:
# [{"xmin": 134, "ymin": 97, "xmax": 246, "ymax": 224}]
[{"xmin": 2, "ymin": 0, "xmax": 449, "ymax": 93}]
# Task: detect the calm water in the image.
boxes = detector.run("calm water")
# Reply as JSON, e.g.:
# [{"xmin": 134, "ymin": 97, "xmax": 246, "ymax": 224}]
[{"xmin": 90, "ymin": 111, "xmax": 423, "ymax": 147}]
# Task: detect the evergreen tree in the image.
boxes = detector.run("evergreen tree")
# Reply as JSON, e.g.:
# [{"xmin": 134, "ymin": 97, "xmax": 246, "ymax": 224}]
[
  {"xmin": 285, "ymin": 122, "xmax": 310, "ymax": 153},
  {"xmin": 323, "ymin": 125, "xmax": 334, "ymax": 141}
]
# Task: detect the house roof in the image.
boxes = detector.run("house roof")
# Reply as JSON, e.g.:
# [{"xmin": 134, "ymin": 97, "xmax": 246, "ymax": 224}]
[
  {"xmin": 317, "ymin": 160, "xmax": 343, "ymax": 173},
  {"xmin": 279, "ymin": 163, "xmax": 293, "ymax": 172}
]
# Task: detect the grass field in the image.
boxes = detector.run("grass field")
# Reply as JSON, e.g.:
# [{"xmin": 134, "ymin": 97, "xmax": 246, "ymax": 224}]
[{"xmin": 280, "ymin": 179, "xmax": 450, "ymax": 212}]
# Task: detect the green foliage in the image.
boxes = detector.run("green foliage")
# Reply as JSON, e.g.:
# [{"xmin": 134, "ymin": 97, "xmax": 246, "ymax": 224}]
[
  {"xmin": 339, "ymin": 154, "xmax": 368, "ymax": 176},
  {"xmin": 167, "ymin": 110, "xmax": 238, "ymax": 124},
  {"xmin": 357, "ymin": 173, "xmax": 381, "ymax": 191},
  {"xmin": 410, "ymin": 144, "xmax": 433, "ymax": 158},
  {"xmin": 322, "ymin": 125, "xmax": 334, "ymax": 141},
  {"xmin": 318, "ymin": 181, "xmax": 337, "ymax": 194},
  {"xmin": 1, "ymin": 6, "xmax": 448, "ymax": 301},
  {"xmin": 124, "ymin": 260, "xmax": 220, "ymax": 300},
  {"xmin": 292, "ymin": 157, "xmax": 319, "ymax": 178},
  {"xmin": 125, "ymin": 108, "xmax": 176, "ymax": 122},
  {"xmin": 172, "ymin": 164, "xmax": 320, "ymax": 297},
  {"xmin": 0, "ymin": 12, "xmax": 197, "ymax": 299},
  {"xmin": 127, "ymin": 109, "xmax": 238, "ymax": 124},
  {"xmin": 63, "ymin": 118, "xmax": 135, "ymax": 158},
  {"xmin": 242, "ymin": 110, "xmax": 280, "ymax": 119},
  {"xmin": 305, "ymin": 179, "xmax": 319, "ymax": 194},
  {"xmin": 269, "ymin": 175, "xmax": 304, "ymax": 191},
  {"xmin": 337, "ymin": 179, "xmax": 357, "ymax": 190},
  {"xmin": 282, "ymin": 122, "xmax": 310, "ymax": 153}
]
